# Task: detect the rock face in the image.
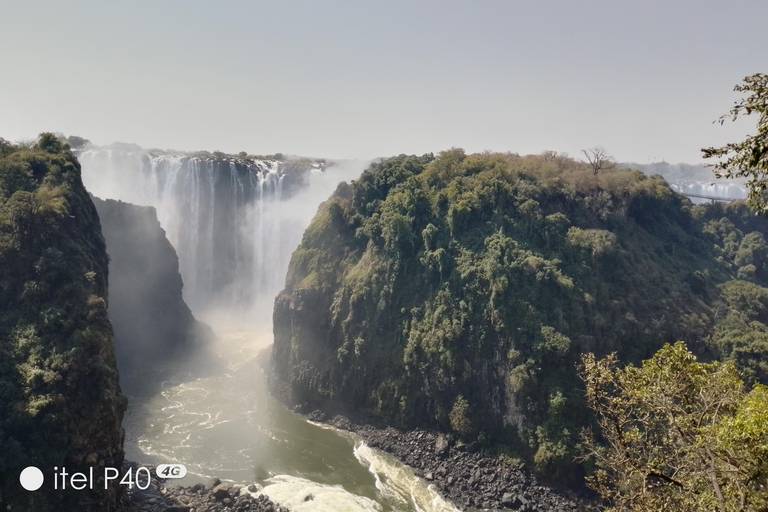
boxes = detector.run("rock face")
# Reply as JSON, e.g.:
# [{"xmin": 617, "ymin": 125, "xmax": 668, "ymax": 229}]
[
  {"xmin": 90, "ymin": 196, "xmax": 212, "ymax": 391},
  {"xmin": 0, "ymin": 135, "xmax": 126, "ymax": 510},
  {"xmin": 79, "ymin": 146, "xmax": 326, "ymax": 311},
  {"xmin": 272, "ymin": 149, "xmax": 768, "ymax": 481}
]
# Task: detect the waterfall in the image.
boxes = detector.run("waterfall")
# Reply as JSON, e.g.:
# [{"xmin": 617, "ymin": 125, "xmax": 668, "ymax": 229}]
[{"xmin": 79, "ymin": 147, "xmax": 354, "ymax": 317}]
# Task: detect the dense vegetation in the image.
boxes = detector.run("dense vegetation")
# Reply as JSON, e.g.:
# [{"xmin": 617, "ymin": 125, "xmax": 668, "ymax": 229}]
[
  {"xmin": 0, "ymin": 134, "xmax": 126, "ymax": 510},
  {"xmin": 273, "ymin": 149, "xmax": 768, "ymax": 482},
  {"xmin": 582, "ymin": 342, "xmax": 768, "ymax": 511}
]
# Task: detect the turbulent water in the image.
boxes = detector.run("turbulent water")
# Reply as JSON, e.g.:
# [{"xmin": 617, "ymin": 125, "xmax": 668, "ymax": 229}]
[
  {"xmin": 81, "ymin": 147, "xmax": 459, "ymax": 512},
  {"xmin": 121, "ymin": 329, "xmax": 459, "ymax": 512}
]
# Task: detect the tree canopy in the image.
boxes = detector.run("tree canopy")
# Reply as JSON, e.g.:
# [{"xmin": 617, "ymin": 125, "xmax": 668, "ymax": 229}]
[
  {"xmin": 703, "ymin": 73, "xmax": 768, "ymax": 213},
  {"xmin": 581, "ymin": 342, "xmax": 768, "ymax": 512},
  {"xmin": 274, "ymin": 149, "xmax": 768, "ymax": 481}
]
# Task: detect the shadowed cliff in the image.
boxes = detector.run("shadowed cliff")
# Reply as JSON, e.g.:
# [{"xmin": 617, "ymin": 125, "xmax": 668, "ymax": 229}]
[{"xmin": 91, "ymin": 196, "xmax": 214, "ymax": 395}]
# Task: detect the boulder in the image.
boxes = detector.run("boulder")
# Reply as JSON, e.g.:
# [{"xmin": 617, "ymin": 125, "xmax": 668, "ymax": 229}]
[
  {"xmin": 212, "ymin": 483, "xmax": 230, "ymax": 500},
  {"xmin": 435, "ymin": 435, "xmax": 450, "ymax": 456}
]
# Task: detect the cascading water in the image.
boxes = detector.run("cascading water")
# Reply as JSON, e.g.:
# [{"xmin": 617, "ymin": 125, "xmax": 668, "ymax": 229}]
[
  {"xmin": 80, "ymin": 147, "xmax": 297, "ymax": 312},
  {"xmin": 80, "ymin": 146, "xmax": 460, "ymax": 512}
]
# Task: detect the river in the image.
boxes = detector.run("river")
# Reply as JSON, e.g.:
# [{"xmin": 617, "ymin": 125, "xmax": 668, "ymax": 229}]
[
  {"xmin": 121, "ymin": 327, "xmax": 460, "ymax": 512},
  {"xmin": 80, "ymin": 149, "xmax": 460, "ymax": 511}
]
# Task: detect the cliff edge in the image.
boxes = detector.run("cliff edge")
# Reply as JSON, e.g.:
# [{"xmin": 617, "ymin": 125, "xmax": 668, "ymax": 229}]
[
  {"xmin": 91, "ymin": 196, "xmax": 213, "ymax": 393},
  {"xmin": 0, "ymin": 134, "xmax": 126, "ymax": 510}
]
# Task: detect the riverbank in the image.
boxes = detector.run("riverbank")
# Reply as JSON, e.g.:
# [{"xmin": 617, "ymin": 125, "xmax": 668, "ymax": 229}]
[
  {"xmin": 121, "ymin": 463, "xmax": 289, "ymax": 512},
  {"xmin": 264, "ymin": 350, "xmax": 593, "ymax": 511},
  {"xmin": 306, "ymin": 412, "xmax": 593, "ymax": 512}
]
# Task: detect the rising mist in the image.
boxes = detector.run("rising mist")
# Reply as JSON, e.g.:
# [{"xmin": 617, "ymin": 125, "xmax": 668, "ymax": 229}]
[{"xmin": 79, "ymin": 146, "xmax": 368, "ymax": 329}]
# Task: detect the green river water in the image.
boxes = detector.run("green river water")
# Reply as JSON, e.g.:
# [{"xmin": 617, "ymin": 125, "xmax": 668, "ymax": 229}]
[{"xmin": 122, "ymin": 328, "xmax": 461, "ymax": 512}]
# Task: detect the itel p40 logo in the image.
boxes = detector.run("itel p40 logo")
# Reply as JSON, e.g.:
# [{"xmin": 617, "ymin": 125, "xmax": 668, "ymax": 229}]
[{"xmin": 19, "ymin": 463, "xmax": 187, "ymax": 492}]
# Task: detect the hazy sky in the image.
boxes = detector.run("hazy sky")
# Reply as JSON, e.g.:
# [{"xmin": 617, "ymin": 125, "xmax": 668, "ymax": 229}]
[{"xmin": 1, "ymin": 1, "xmax": 766, "ymax": 162}]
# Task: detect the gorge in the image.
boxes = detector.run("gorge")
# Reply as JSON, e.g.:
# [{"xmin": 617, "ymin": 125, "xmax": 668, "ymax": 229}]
[
  {"xmin": 78, "ymin": 145, "xmax": 467, "ymax": 512},
  {"xmin": 4, "ymin": 136, "xmax": 767, "ymax": 512}
]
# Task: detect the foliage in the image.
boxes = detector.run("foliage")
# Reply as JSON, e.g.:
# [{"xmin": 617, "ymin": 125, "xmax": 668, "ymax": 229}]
[
  {"xmin": 581, "ymin": 342, "xmax": 768, "ymax": 512},
  {"xmin": 703, "ymin": 73, "xmax": 768, "ymax": 213},
  {"xmin": 53, "ymin": 133, "xmax": 91, "ymax": 150},
  {"xmin": 448, "ymin": 395, "xmax": 475, "ymax": 437},
  {"xmin": 274, "ymin": 148, "xmax": 768, "ymax": 481},
  {"xmin": 0, "ymin": 134, "xmax": 125, "ymax": 510}
]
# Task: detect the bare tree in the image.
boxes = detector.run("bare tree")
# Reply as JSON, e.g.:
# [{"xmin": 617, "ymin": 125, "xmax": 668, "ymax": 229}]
[{"xmin": 582, "ymin": 146, "xmax": 616, "ymax": 175}]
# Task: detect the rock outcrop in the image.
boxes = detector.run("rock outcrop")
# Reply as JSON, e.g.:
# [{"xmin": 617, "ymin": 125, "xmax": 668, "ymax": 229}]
[
  {"xmin": 91, "ymin": 196, "xmax": 213, "ymax": 393},
  {"xmin": 0, "ymin": 134, "xmax": 126, "ymax": 510},
  {"xmin": 271, "ymin": 149, "xmax": 768, "ymax": 482}
]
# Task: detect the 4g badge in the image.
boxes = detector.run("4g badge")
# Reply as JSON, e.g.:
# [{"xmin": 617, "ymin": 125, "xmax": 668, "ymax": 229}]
[{"xmin": 156, "ymin": 464, "xmax": 187, "ymax": 479}]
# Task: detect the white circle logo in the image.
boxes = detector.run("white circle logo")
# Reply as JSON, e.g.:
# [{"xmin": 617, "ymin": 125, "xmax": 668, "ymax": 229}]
[{"xmin": 19, "ymin": 466, "xmax": 44, "ymax": 491}]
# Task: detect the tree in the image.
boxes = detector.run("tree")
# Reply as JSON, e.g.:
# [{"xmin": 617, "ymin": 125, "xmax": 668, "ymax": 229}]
[
  {"xmin": 64, "ymin": 135, "xmax": 90, "ymax": 149},
  {"xmin": 703, "ymin": 73, "xmax": 768, "ymax": 213},
  {"xmin": 582, "ymin": 146, "xmax": 615, "ymax": 175},
  {"xmin": 580, "ymin": 342, "xmax": 768, "ymax": 512},
  {"xmin": 35, "ymin": 132, "xmax": 67, "ymax": 154}
]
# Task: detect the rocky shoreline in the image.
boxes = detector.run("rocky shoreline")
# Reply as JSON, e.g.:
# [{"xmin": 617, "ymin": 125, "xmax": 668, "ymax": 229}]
[
  {"xmin": 307, "ymin": 412, "xmax": 595, "ymax": 512},
  {"xmin": 120, "ymin": 463, "xmax": 288, "ymax": 512},
  {"xmin": 265, "ymin": 349, "xmax": 595, "ymax": 511}
]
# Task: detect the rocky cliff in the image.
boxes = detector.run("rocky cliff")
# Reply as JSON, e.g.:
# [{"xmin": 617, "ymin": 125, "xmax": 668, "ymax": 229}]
[
  {"xmin": 0, "ymin": 134, "xmax": 126, "ymax": 510},
  {"xmin": 79, "ymin": 146, "xmax": 327, "ymax": 311},
  {"xmin": 272, "ymin": 149, "xmax": 768, "ymax": 481},
  {"xmin": 90, "ymin": 196, "xmax": 212, "ymax": 393}
]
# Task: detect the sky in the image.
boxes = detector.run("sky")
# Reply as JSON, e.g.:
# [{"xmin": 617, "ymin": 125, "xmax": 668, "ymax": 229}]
[{"xmin": 1, "ymin": 0, "xmax": 766, "ymax": 163}]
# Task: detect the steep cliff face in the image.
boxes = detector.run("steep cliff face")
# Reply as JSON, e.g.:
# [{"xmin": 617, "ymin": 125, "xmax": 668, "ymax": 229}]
[
  {"xmin": 90, "ymin": 196, "xmax": 212, "ymax": 392},
  {"xmin": 0, "ymin": 135, "xmax": 126, "ymax": 510},
  {"xmin": 79, "ymin": 146, "xmax": 326, "ymax": 310},
  {"xmin": 272, "ymin": 150, "xmax": 768, "ymax": 479}
]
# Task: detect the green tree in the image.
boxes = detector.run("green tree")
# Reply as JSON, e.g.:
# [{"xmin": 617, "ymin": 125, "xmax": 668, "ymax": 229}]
[
  {"xmin": 703, "ymin": 73, "xmax": 768, "ymax": 213},
  {"xmin": 580, "ymin": 342, "xmax": 768, "ymax": 512},
  {"xmin": 449, "ymin": 395, "xmax": 475, "ymax": 437},
  {"xmin": 35, "ymin": 132, "xmax": 67, "ymax": 154}
]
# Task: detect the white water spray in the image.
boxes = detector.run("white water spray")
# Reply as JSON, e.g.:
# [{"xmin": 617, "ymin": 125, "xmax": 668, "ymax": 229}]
[{"xmin": 79, "ymin": 146, "xmax": 364, "ymax": 318}]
